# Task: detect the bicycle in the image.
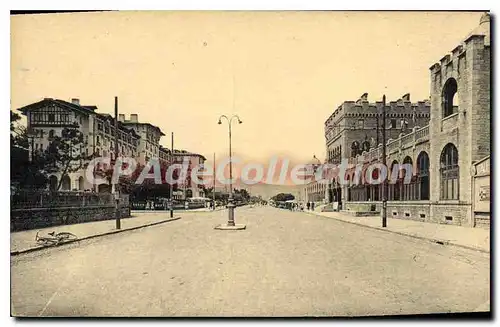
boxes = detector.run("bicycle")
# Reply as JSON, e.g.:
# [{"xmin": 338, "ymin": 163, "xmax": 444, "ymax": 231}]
[{"xmin": 35, "ymin": 231, "xmax": 78, "ymax": 247}]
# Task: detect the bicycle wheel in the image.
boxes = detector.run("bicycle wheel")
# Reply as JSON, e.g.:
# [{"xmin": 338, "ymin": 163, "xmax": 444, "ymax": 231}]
[
  {"xmin": 55, "ymin": 232, "xmax": 77, "ymax": 242},
  {"xmin": 37, "ymin": 238, "xmax": 58, "ymax": 247}
]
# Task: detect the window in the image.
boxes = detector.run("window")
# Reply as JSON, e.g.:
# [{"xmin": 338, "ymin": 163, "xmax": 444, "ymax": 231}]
[
  {"xmin": 358, "ymin": 119, "xmax": 364, "ymax": 129},
  {"xmin": 440, "ymin": 143, "xmax": 459, "ymax": 200},
  {"xmin": 391, "ymin": 119, "xmax": 397, "ymax": 129},
  {"xmin": 48, "ymin": 130, "xmax": 55, "ymax": 139},
  {"xmin": 417, "ymin": 151, "xmax": 430, "ymax": 200},
  {"xmin": 401, "ymin": 119, "xmax": 408, "ymax": 130},
  {"xmin": 47, "ymin": 113, "xmax": 55, "ymax": 122},
  {"xmin": 443, "ymin": 78, "xmax": 459, "ymax": 118},
  {"xmin": 96, "ymin": 136, "xmax": 100, "ymax": 145}
]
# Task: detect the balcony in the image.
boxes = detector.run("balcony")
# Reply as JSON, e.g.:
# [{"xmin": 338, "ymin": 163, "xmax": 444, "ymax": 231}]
[
  {"xmin": 415, "ymin": 126, "xmax": 429, "ymax": 141},
  {"xmin": 441, "ymin": 112, "xmax": 459, "ymax": 132}
]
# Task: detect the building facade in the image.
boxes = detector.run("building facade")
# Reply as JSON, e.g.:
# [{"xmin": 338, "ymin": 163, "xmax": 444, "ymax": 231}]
[
  {"xmin": 172, "ymin": 150, "xmax": 207, "ymax": 199},
  {"xmin": 324, "ymin": 93, "xmax": 431, "ymax": 204},
  {"xmin": 18, "ymin": 98, "xmax": 173, "ymax": 193},
  {"xmin": 322, "ymin": 13, "xmax": 491, "ymax": 228},
  {"xmin": 119, "ymin": 114, "xmax": 165, "ymax": 165}
]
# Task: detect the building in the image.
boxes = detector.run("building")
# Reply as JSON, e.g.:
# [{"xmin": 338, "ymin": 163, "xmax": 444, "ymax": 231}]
[
  {"xmin": 326, "ymin": 13, "xmax": 490, "ymax": 228},
  {"xmin": 18, "ymin": 98, "xmax": 164, "ymax": 192},
  {"xmin": 323, "ymin": 93, "xmax": 431, "ymax": 204},
  {"xmin": 172, "ymin": 150, "xmax": 207, "ymax": 199},
  {"xmin": 119, "ymin": 114, "xmax": 165, "ymax": 165}
]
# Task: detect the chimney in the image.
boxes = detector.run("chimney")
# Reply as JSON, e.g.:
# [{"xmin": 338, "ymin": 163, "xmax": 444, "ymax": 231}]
[
  {"xmin": 118, "ymin": 114, "xmax": 125, "ymax": 122},
  {"xmin": 402, "ymin": 93, "xmax": 410, "ymax": 102},
  {"xmin": 130, "ymin": 114, "xmax": 138, "ymax": 123},
  {"xmin": 71, "ymin": 98, "xmax": 80, "ymax": 105}
]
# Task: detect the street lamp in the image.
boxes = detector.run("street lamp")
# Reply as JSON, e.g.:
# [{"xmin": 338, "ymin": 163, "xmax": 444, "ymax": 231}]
[
  {"xmin": 381, "ymin": 95, "xmax": 388, "ymax": 228},
  {"xmin": 215, "ymin": 114, "xmax": 246, "ymax": 230},
  {"xmin": 311, "ymin": 155, "xmax": 323, "ymax": 204}
]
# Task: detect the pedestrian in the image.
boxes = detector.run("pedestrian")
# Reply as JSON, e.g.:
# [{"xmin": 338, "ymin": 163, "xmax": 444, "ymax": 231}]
[
  {"xmin": 307, "ymin": 202, "xmax": 310, "ymax": 210},
  {"xmin": 311, "ymin": 202, "xmax": 315, "ymax": 211}
]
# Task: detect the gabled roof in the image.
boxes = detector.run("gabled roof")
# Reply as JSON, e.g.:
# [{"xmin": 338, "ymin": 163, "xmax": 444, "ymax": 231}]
[{"xmin": 18, "ymin": 98, "xmax": 97, "ymax": 116}]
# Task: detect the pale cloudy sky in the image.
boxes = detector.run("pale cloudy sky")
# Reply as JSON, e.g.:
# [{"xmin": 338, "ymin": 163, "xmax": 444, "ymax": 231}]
[{"xmin": 11, "ymin": 11, "xmax": 484, "ymax": 165}]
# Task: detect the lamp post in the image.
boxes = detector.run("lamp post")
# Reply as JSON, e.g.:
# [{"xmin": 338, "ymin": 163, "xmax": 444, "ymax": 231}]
[
  {"xmin": 312, "ymin": 155, "xmax": 322, "ymax": 203},
  {"xmin": 381, "ymin": 95, "xmax": 388, "ymax": 228},
  {"xmin": 215, "ymin": 114, "xmax": 246, "ymax": 230},
  {"xmin": 169, "ymin": 132, "xmax": 174, "ymax": 218}
]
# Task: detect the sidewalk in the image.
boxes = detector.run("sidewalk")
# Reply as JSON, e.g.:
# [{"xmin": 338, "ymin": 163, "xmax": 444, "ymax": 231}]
[
  {"xmin": 306, "ymin": 210, "xmax": 490, "ymax": 253},
  {"xmin": 131, "ymin": 207, "xmax": 226, "ymax": 214},
  {"xmin": 11, "ymin": 213, "xmax": 181, "ymax": 255}
]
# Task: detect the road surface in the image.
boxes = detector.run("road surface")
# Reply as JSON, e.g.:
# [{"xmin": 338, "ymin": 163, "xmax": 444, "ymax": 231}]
[{"xmin": 11, "ymin": 206, "xmax": 490, "ymax": 317}]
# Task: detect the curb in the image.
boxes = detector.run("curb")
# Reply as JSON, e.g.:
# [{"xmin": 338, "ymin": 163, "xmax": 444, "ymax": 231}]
[
  {"xmin": 10, "ymin": 217, "xmax": 182, "ymax": 256},
  {"xmin": 307, "ymin": 212, "xmax": 490, "ymax": 254}
]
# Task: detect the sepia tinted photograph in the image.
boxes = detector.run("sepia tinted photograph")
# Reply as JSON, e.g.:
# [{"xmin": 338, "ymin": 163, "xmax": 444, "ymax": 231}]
[{"xmin": 10, "ymin": 10, "xmax": 491, "ymax": 317}]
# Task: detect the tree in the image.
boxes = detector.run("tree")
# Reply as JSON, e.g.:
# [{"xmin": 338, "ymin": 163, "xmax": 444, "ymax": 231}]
[
  {"xmin": 10, "ymin": 110, "xmax": 48, "ymax": 190},
  {"xmin": 271, "ymin": 193, "xmax": 295, "ymax": 202},
  {"xmin": 43, "ymin": 123, "xmax": 92, "ymax": 191}
]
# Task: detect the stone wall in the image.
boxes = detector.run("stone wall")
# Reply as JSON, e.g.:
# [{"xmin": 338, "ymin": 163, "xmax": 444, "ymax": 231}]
[
  {"xmin": 429, "ymin": 202, "xmax": 472, "ymax": 227},
  {"xmin": 11, "ymin": 205, "xmax": 131, "ymax": 232},
  {"xmin": 345, "ymin": 201, "xmax": 430, "ymax": 222}
]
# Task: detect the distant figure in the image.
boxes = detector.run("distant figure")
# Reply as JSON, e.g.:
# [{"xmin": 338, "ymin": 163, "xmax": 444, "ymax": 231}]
[
  {"xmin": 311, "ymin": 202, "xmax": 315, "ymax": 211},
  {"xmin": 307, "ymin": 202, "xmax": 311, "ymax": 210}
]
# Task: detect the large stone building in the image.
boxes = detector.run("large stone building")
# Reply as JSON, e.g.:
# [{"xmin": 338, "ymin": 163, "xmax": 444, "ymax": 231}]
[
  {"xmin": 312, "ymin": 13, "xmax": 491, "ymax": 228},
  {"xmin": 322, "ymin": 93, "xmax": 431, "ymax": 204}
]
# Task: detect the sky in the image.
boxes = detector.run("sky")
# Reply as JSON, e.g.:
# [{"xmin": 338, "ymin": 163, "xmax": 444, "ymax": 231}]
[{"xmin": 11, "ymin": 11, "xmax": 484, "ymax": 167}]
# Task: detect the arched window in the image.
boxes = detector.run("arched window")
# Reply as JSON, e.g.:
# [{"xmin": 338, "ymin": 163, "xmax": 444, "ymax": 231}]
[
  {"xmin": 48, "ymin": 129, "xmax": 55, "ymax": 139},
  {"xmin": 440, "ymin": 144, "xmax": 459, "ymax": 200},
  {"xmin": 417, "ymin": 151, "xmax": 430, "ymax": 200},
  {"xmin": 362, "ymin": 141, "xmax": 370, "ymax": 153},
  {"xmin": 49, "ymin": 175, "xmax": 58, "ymax": 192},
  {"xmin": 61, "ymin": 175, "xmax": 71, "ymax": 191},
  {"xmin": 401, "ymin": 156, "xmax": 413, "ymax": 200},
  {"xmin": 78, "ymin": 176, "xmax": 85, "ymax": 190},
  {"xmin": 351, "ymin": 141, "xmax": 360, "ymax": 158},
  {"xmin": 389, "ymin": 160, "xmax": 400, "ymax": 201},
  {"xmin": 443, "ymin": 78, "xmax": 459, "ymax": 118}
]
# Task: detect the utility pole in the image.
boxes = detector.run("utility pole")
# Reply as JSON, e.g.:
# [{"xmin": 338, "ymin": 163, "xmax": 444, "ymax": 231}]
[
  {"xmin": 213, "ymin": 152, "xmax": 216, "ymax": 210},
  {"xmin": 381, "ymin": 95, "xmax": 387, "ymax": 228},
  {"xmin": 170, "ymin": 132, "xmax": 174, "ymax": 218},
  {"xmin": 114, "ymin": 96, "xmax": 121, "ymax": 230},
  {"xmin": 376, "ymin": 107, "xmax": 380, "ymax": 147}
]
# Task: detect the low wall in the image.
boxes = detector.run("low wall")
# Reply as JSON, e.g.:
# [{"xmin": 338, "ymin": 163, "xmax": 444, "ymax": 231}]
[
  {"xmin": 344, "ymin": 200, "xmax": 473, "ymax": 226},
  {"xmin": 11, "ymin": 205, "xmax": 131, "ymax": 232},
  {"xmin": 344, "ymin": 201, "xmax": 430, "ymax": 222},
  {"xmin": 385, "ymin": 202, "xmax": 430, "ymax": 222},
  {"xmin": 429, "ymin": 202, "xmax": 472, "ymax": 227}
]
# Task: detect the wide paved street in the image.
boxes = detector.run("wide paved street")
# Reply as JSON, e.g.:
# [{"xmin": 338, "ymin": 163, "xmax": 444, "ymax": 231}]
[{"xmin": 11, "ymin": 206, "xmax": 490, "ymax": 317}]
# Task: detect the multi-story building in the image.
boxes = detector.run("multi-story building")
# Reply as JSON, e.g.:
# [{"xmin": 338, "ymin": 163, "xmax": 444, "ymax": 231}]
[
  {"xmin": 118, "ymin": 114, "xmax": 165, "ymax": 165},
  {"xmin": 323, "ymin": 93, "xmax": 431, "ymax": 204},
  {"xmin": 172, "ymin": 150, "xmax": 207, "ymax": 199},
  {"xmin": 333, "ymin": 12, "xmax": 490, "ymax": 228},
  {"xmin": 19, "ymin": 98, "xmax": 142, "ymax": 192}
]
